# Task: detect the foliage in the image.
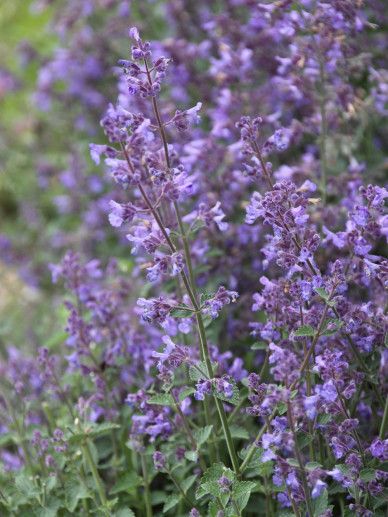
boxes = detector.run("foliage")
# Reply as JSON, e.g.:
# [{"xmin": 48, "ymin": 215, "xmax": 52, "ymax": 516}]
[{"xmin": 0, "ymin": 1, "xmax": 387, "ymax": 516}]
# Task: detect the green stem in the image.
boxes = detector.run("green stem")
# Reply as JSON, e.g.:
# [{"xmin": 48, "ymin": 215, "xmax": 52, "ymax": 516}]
[
  {"xmin": 168, "ymin": 470, "xmax": 197, "ymax": 508},
  {"xmin": 240, "ymin": 409, "xmax": 276, "ymax": 473},
  {"xmin": 141, "ymin": 61, "xmax": 239, "ymax": 474},
  {"xmin": 196, "ymin": 313, "xmax": 240, "ymax": 475},
  {"xmin": 171, "ymin": 392, "xmax": 207, "ymax": 471},
  {"xmin": 379, "ymin": 395, "xmax": 388, "ymax": 439},
  {"xmin": 287, "ymin": 401, "xmax": 314, "ymax": 517},
  {"xmin": 82, "ymin": 441, "xmax": 108, "ymax": 512},
  {"xmin": 141, "ymin": 453, "xmax": 153, "ymax": 517},
  {"xmin": 2, "ymin": 392, "xmax": 35, "ymax": 474}
]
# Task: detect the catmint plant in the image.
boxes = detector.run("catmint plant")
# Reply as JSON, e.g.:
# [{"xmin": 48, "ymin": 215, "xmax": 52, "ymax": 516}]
[{"xmin": 0, "ymin": 1, "xmax": 387, "ymax": 517}]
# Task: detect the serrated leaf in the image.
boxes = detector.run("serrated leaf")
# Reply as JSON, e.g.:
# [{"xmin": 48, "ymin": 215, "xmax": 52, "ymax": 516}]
[
  {"xmin": 315, "ymin": 287, "xmax": 329, "ymax": 300},
  {"xmin": 251, "ymin": 342, "xmax": 268, "ymax": 350},
  {"xmin": 232, "ymin": 480, "xmax": 256, "ymax": 511},
  {"xmin": 229, "ymin": 425, "xmax": 249, "ymax": 440},
  {"xmin": 335, "ymin": 464, "xmax": 352, "ymax": 478},
  {"xmin": 305, "ymin": 461, "xmax": 323, "ymax": 471},
  {"xmin": 294, "ymin": 325, "xmax": 315, "ymax": 337},
  {"xmin": 359, "ymin": 468, "xmax": 376, "ymax": 482},
  {"xmin": 34, "ymin": 496, "xmax": 62, "ymax": 517},
  {"xmin": 148, "ymin": 393, "xmax": 175, "ymax": 406},
  {"xmin": 170, "ymin": 307, "xmax": 193, "ymax": 318},
  {"xmin": 65, "ymin": 476, "xmax": 91, "ymax": 512},
  {"xmin": 189, "ymin": 361, "xmax": 214, "ymax": 381},
  {"xmin": 372, "ymin": 489, "xmax": 388, "ymax": 509},
  {"xmin": 110, "ymin": 472, "xmax": 142, "ymax": 495},
  {"xmin": 185, "ymin": 450, "xmax": 198, "ymax": 462},
  {"xmin": 69, "ymin": 422, "xmax": 120, "ymax": 443},
  {"xmin": 297, "ymin": 432, "xmax": 314, "ymax": 450},
  {"xmin": 214, "ymin": 380, "xmax": 240, "ymax": 406},
  {"xmin": 194, "ymin": 425, "xmax": 213, "ymax": 447},
  {"xmin": 88, "ymin": 422, "xmax": 121, "ymax": 436},
  {"xmin": 15, "ymin": 474, "xmax": 39, "ymax": 499},
  {"xmin": 322, "ymin": 318, "xmax": 343, "ymax": 336},
  {"xmin": 197, "ymin": 463, "xmax": 234, "ymax": 501},
  {"xmin": 198, "ymin": 480, "xmax": 230, "ymax": 508},
  {"xmin": 179, "ymin": 387, "xmax": 196, "ymax": 401},
  {"xmin": 181, "ymin": 474, "xmax": 197, "ymax": 494},
  {"xmin": 115, "ymin": 509, "xmax": 136, "ymax": 517},
  {"xmin": 163, "ymin": 494, "xmax": 181, "ymax": 513},
  {"xmin": 313, "ymin": 488, "xmax": 328, "ymax": 516},
  {"xmin": 318, "ymin": 414, "xmax": 332, "ymax": 425}
]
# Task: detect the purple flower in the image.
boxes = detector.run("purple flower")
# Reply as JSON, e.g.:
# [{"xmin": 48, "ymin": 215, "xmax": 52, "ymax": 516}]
[
  {"xmin": 369, "ymin": 438, "xmax": 388, "ymax": 460},
  {"xmin": 218, "ymin": 475, "xmax": 232, "ymax": 492},
  {"xmin": 173, "ymin": 102, "xmax": 202, "ymax": 132},
  {"xmin": 202, "ymin": 286, "xmax": 239, "ymax": 319},
  {"xmin": 153, "ymin": 451, "xmax": 166, "ymax": 470},
  {"xmin": 108, "ymin": 200, "xmax": 137, "ymax": 227},
  {"xmin": 194, "ymin": 379, "xmax": 212, "ymax": 401}
]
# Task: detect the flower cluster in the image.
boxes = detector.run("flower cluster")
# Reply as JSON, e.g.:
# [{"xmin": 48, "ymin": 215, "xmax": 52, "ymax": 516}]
[{"xmin": 0, "ymin": 2, "xmax": 387, "ymax": 516}]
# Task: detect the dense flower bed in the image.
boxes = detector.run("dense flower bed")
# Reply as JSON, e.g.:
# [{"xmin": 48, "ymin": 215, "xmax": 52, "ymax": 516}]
[{"xmin": 0, "ymin": 1, "xmax": 387, "ymax": 516}]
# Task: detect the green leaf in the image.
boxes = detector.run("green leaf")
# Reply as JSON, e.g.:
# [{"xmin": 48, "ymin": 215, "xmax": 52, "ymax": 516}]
[
  {"xmin": 115, "ymin": 509, "xmax": 136, "ymax": 517},
  {"xmin": 335, "ymin": 464, "xmax": 352, "ymax": 478},
  {"xmin": 64, "ymin": 476, "xmax": 91, "ymax": 512},
  {"xmin": 229, "ymin": 425, "xmax": 249, "ymax": 440},
  {"xmin": 181, "ymin": 474, "xmax": 197, "ymax": 494},
  {"xmin": 297, "ymin": 432, "xmax": 314, "ymax": 450},
  {"xmin": 170, "ymin": 307, "xmax": 193, "ymax": 318},
  {"xmin": 315, "ymin": 287, "xmax": 329, "ymax": 300},
  {"xmin": 110, "ymin": 472, "xmax": 142, "ymax": 495},
  {"xmin": 294, "ymin": 325, "xmax": 315, "ymax": 337},
  {"xmin": 238, "ymin": 447, "xmax": 273, "ymax": 475},
  {"xmin": 372, "ymin": 489, "xmax": 388, "ymax": 509},
  {"xmin": 322, "ymin": 318, "xmax": 343, "ymax": 336},
  {"xmin": 148, "ymin": 393, "xmax": 175, "ymax": 406},
  {"xmin": 15, "ymin": 474, "xmax": 40, "ymax": 500},
  {"xmin": 305, "ymin": 462, "xmax": 323, "ymax": 471},
  {"xmin": 196, "ymin": 463, "xmax": 235, "ymax": 502},
  {"xmin": 214, "ymin": 380, "xmax": 240, "ymax": 406},
  {"xmin": 34, "ymin": 496, "xmax": 62, "ymax": 517},
  {"xmin": 88, "ymin": 422, "xmax": 120, "ymax": 438},
  {"xmin": 185, "ymin": 450, "xmax": 198, "ymax": 462},
  {"xmin": 359, "ymin": 468, "xmax": 376, "ymax": 482},
  {"xmin": 194, "ymin": 425, "xmax": 213, "ymax": 447},
  {"xmin": 232, "ymin": 481, "xmax": 256, "ymax": 511},
  {"xmin": 163, "ymin": 494, "xmax": 181, "ymax": 513},
  {"xmin": 313, "ymin": 489, "xmax": 329, "ymax": 516},
  {"xmin": 179, "ymin": 387, "xmax": 196, "ymax": 401},
  {"xmin": 286, "ymin": 458, "xmax": 299, "ymax": 468},
  {"xmin": 251, "ymin": 342, "xmax": 268, "ymax": 350},
  {"xmin": 69, "ymin": 422, "xmax": 120, "ymax": 443},
  {"xmin": 318, "ymin": 414, "xmax": 332, "ymax": 425},
  {"xmin": 189, "ymin": 361, "xmax": 215, "ymax": 381}
]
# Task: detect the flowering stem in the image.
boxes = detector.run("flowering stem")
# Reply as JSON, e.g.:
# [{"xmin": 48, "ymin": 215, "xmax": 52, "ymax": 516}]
[
  {"xmin": 296, "ymin": 296, "xmax": 332, "ymax": 377},
  {"xmin": 167, "ymin": 469, "xmax": 197, "ymax": 508},
  {"xmin": 140, "ymin": 66, "xmax": 239, "ymax": 474},
  {"xmin": 287, "ymin": 400, "xmax": 314, "ymax": 517},
  {"xmin": 2, "ymin": 392, "xmax": 35, "ymax": 474},
  {"xmin": 141, "ymin": 453, "xmax": 153, "ymax": 517},
  {"xmin": 240, "ymin": 408, "xmax": 277, "ymax": 473},
  {"xmin": 81, "ymin": 440, "xmax": 109, "ymax": 512},
  {"xmin": 379, "ymin": 395, "xmax": 388, "ymax": 439},
  {"xmin": 196, "ymin": 313, "xmax": 240, "ymax": 474},
  {"xmin": 171, "ymin": 392, "xmax": 208, "ymax": 471}
]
